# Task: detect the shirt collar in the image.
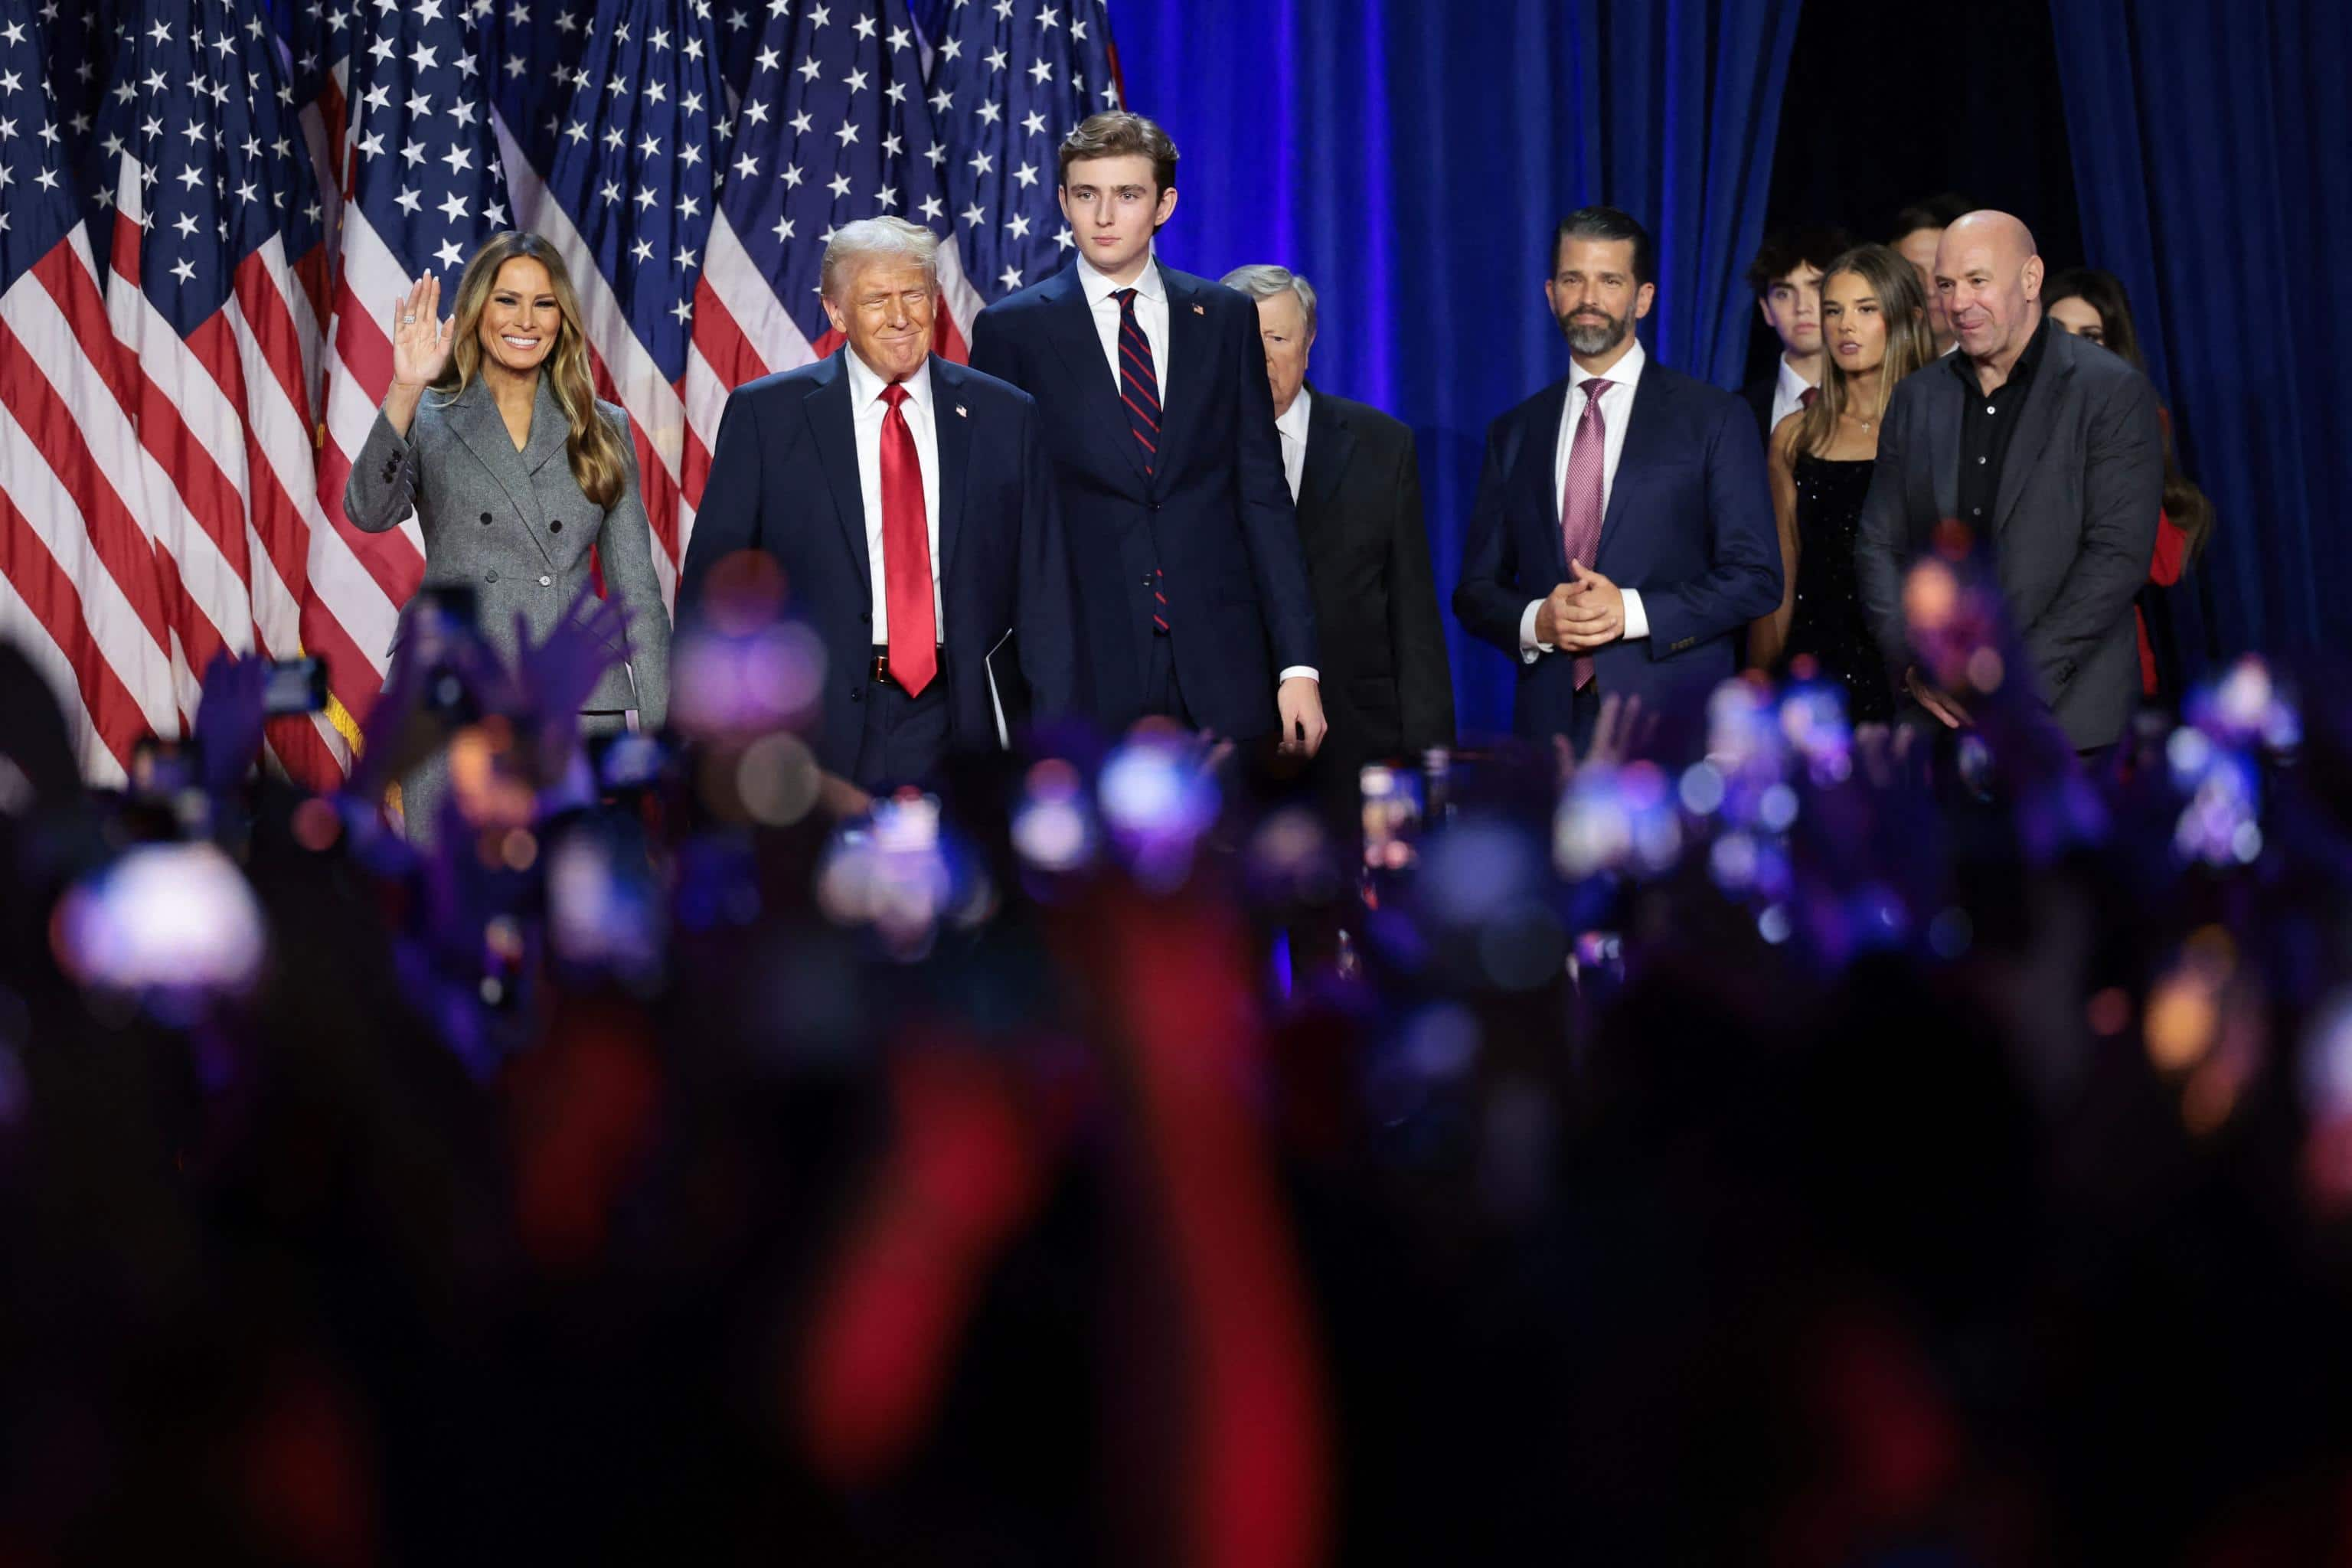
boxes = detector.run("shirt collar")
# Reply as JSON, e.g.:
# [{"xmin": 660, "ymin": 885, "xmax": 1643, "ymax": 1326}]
[
  {"xmin": 843, "ymin": 344, "xmax": 933, "ymax": 414},
  {"xmin": 1570, "ymin": 333, "xmax": 1646, "ymax": 398},
  {"xmin": 1076, "ymin": 243, "xmax": 1164, "ymax": 308},
  {"xmin": 2011, "ymin": 307, "xmax": 2053, "ymax": 381},
  {"xmin": 1775, "ymin": 353, "xmax": 1815, "ymax": 404},
  {"xmin": 1275, "ymin": 384, "xmax": 1312, "ymax": 444}
]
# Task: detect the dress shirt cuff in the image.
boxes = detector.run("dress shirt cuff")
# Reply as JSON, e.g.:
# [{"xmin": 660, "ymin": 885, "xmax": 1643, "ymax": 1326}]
[
  {"xmin": 1620, "ymin": 588, "xmax": 1649, "ymax": 642},
  {"xmin": 1518, "ymin": 599, "xmax": 1553, "ymax": 663},
  {"xmin": 1277, "ymin": 666, "xmax": 1318, "ymax": 685}
]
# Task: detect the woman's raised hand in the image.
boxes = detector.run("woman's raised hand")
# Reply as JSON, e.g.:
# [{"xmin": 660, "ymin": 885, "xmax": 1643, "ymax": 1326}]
[{"xmin": 390, "ymin": 274, "xmax": 456, "ymax": 390}]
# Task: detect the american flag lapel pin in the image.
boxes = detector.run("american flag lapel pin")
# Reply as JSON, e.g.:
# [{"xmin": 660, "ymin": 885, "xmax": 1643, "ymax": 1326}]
[
  {"xmin": 1192, "ymin": 303, "xmax": 1206, "ymax": 315},
  {"xmin": 956, "ymin": 405, "xmax": 968, "ymax": 418}
]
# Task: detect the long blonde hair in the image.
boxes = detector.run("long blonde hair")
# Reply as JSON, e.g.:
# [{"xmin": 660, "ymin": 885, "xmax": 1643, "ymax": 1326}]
[
  {"xmin": 433, "ymin": 232, "xmax": 629, "ymax": 508},
  {"xmin": 1791, "ymin": 243, "xmax": 1936, "ymax": 459}
]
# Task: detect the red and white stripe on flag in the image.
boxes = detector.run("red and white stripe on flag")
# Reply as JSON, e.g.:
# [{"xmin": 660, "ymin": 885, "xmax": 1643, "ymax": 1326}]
[{"xmin": 0, "ymin": 229, "xmax": 180, "ymax": 786}]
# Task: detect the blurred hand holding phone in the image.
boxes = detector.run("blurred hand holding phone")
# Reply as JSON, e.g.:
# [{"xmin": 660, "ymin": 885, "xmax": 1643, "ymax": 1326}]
[
  {"xmin": 1361, "ymin": 764, "xmax": 1425, "ymax": 872},
  {"xmin": 262, "ymin": 657, "xmax": 328, "ymax": 717}
]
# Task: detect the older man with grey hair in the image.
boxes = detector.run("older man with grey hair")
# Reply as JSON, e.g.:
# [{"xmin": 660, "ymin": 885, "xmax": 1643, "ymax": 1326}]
[
  {"xmin": 679, "ymin": 217, "xmax": 1078, "ymax": 800},
  {"xmin": 1220, "ymin": 263, "xmax": 1454, "ymax": 806}
]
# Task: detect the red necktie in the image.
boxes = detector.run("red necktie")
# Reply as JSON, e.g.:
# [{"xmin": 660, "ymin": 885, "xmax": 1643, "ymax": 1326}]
[
  {"xmin": 1800, "ymin": 385, "xmax": 1819, "ymax": 410},
  {"xmin": 1560, "ymin": 377, "xmax": 1612, "ymax": 689},
  {"xmin": 879, "ymin": 383, "xmax": 936, "ymax": 697}
]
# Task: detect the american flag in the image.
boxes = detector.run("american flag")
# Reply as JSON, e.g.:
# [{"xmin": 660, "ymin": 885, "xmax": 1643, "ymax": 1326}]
[
  {"xmin": 2, "ymin": 0, "xmax": 1129, "ymax": 784},
  {"xmin": 0, "ymin": 0, "xmax": 177, "ymax": 784},
  {"xmin": 35, "ymin": 0, "xmax": 113, "ymax": 168},
  {"xmin": 681, "ymin": 0, "xmax": 975, "ymax": 537},
  {"xmin": 307, "ymin": 0, "xmax": 512, "ymax": 747},
  {"xmin": 495, "ymin": 0, "xmax": 726, "ymax": 600},
  {"xmin": 927, "ymin": 0, "xmax": 1119, "ymax": 305},
  {"xmin": 83, "ymin": 0, "xmax": 348, "ymax": 786},
  {"xmin": 478, "ymin": 0, "xmax": 594, "ymax": 230},
  {"xmin": 273, "ymin": 0, "xmax": 351, "ymax": 293},
  {"xmin": 712, "ymin": 0, "xmax": 763, "ymax": 104}
]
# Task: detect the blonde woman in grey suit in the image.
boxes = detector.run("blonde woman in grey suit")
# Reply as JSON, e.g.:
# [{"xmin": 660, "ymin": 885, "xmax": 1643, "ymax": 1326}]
[{"xmin": 345, "ymin": 233, "xmax": 671, "ymax": 842}]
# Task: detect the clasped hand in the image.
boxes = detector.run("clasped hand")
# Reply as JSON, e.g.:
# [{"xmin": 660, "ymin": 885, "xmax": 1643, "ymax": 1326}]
[{"xmin": 1536, "ymin": 560, "xmax": 1625, "ymax": 652}]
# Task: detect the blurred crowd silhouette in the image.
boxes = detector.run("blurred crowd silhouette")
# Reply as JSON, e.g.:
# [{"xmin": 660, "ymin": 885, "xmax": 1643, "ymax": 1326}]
[{"xmin": 4, "ymin": 541, "xmax": 2352, "ymax": 1566}]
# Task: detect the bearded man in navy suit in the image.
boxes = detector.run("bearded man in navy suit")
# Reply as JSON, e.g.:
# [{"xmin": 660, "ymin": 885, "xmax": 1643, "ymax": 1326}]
[
  {"xmin": 1453, "ymin": 206, "xmax": 1782, "ymax": 751},
  {"xmin": 969, "ymin": 112, "xmax": 1325, "ymax": 755}
]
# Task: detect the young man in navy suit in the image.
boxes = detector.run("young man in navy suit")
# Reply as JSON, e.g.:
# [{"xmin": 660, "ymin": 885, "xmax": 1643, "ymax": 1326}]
[
  {"xmin": 678, "ymin": 218, "xmax": 1076, "ymax": 802},
  {"xmin": 968, "ymin": 112, "xmax": 1325, "ymax": 755},
  {"xmin": 1453, "ymin": 207, "xmax": 1782, "ymax": 753}
]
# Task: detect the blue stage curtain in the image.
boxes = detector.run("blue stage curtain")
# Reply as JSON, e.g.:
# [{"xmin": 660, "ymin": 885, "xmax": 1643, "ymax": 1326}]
[
  {"xmin": 1112, "ymin": 0, "xmax": 1800, "ymax": 734},
  {"xmin": 2050, "ymin": 0, "xmax": 2352, "ymax": 664}
]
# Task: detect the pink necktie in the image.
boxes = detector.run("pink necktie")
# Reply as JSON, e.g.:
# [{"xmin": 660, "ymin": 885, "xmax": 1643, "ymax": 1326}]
[{"xmin": 1560, "ymin": 378, "xmax": 1612, "ymax": 689}]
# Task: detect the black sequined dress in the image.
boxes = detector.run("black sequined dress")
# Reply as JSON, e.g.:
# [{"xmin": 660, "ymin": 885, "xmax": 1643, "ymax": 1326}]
[{"xmin": 1785, "ymin": 455, "xmax": 1894, "ymax": 723}]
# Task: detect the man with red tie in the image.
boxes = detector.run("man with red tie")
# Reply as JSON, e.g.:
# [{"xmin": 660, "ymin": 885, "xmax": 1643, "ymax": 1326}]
[
  {"xmin": 969, "ymin": 113, "xmax": 1325, "ymax": 754},
  {"xmin": 678, "ymin": 218, "xmax": 1076, "ymax": 799},
  {"xmin": 1454, "ymin": 207, "xmax": 1782, "ymax": 752}
]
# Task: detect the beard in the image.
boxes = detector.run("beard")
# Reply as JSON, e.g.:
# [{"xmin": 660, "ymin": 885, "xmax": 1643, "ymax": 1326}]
[{"xmin": 1560, "ymin": 305, "xmax": 1631, "ymax": 356}]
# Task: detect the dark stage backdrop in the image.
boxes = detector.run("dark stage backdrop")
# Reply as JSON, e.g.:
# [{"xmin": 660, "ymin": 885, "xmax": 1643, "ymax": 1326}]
[
  {"xmin": 1745, "ymin": 0, "xmax": 2086, "ymax": 392},
  {"xmin": 2052, "ymin": 0, "xmax": 2352, "ymax": 667},
  {"xmin": 1116, "ymin": 0, "xmax": 1801, "ymax": 736}
]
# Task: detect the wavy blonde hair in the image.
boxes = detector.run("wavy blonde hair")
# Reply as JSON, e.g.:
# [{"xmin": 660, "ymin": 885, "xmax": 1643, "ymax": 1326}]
[
  {"xmin": 433, "ymin": 232, "xmax": 629, "ymax": 508},
  {"xmin": 1790, "ymin": 243, "xmax": 1937, "ymax": 459}
]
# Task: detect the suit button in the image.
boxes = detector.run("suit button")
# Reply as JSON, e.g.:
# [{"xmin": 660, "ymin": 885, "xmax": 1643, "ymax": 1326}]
[
  {"xmin": 849, "ymin": 686, "xmax": 864, "ymax": 704},
  {"xmin": 538, "ymin": 574, "xmax": 552, "ymax": 586},
  {"xmin": 548, "ymin": 518, "xmax": 563, "ymax": 533},
  {"xmin": 485, "ymin": 569, "xmax": 498, "ymax": 583},
  {"xmin": 1149, "ymin": 501, "xmax": 1162, "ymax": 512},
  {"xmin": 480, "ymin": 511, "xmax": 493, "ymax": 524},
  {"xmin": 858, "ymin": 611, "xmax": 871, "ymax": 623}
]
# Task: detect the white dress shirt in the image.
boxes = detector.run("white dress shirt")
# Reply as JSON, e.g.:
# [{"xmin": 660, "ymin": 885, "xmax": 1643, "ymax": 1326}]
[
  {"xmin": 1768, "ymin": 352, "xmax": 1818, "ymax": 439},
  {"xmin": 1075, "ymin": 246, "xmax": 1318, "ymax": 689},
  {"xmin": 1075, "ymin": 244, "xmax": 1171, "ymax": 394},
  {"xmin": 844, "ymin": 347, "xmax": 944, "ymax": 642},
  {"xmin": 1521, "ymin": 335, "xmax": 1651, "ymax": 659},
  {"xmin": 1274, "ymin": 384, "xmax": 1312, "ymax": 502}
]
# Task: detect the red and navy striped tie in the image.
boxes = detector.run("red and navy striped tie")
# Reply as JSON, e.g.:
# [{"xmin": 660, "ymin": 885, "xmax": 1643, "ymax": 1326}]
[{"xmin": 1114, "ymin": 287, "xmax": 1171, "ymax": 632}]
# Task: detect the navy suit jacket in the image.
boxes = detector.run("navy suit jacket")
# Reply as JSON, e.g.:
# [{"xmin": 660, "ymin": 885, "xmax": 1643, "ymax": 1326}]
[
  {"xmin": 1452, "ymin": 354, "xmax": 1782, "ymax": 740},
  {"xmin": 969, "ymin": 261, "xmax": 1317, "ymax": 740},
  {"xmin": 676, "ymin": 350, "xmax": 1077, "ymax": 778}
]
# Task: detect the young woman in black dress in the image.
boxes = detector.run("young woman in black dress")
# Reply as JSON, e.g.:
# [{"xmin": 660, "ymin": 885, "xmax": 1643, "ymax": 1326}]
[{"xmin": 1745, "ymin": 243, "xmax": 1936, "ymax": 722}]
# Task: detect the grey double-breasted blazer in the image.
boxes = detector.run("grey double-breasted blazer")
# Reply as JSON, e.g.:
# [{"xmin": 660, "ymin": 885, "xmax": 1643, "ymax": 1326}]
[{"xmin": 343, "ymin": 374, "xmax": 670, "ymax": 725}]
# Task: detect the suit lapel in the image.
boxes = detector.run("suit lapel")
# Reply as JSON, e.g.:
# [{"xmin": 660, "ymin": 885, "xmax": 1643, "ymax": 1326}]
[
  {"xmin": 1592, "ymin": 369, "xmax": 1666, "ymax": 565},
  {"xmin": 1992, "ymin": 333, "xmax": 2073, "ymax": 537},
  {"xmin": 1155, "ymin": 267, "xmax": 1214, "ymax": 487},
  {"xmin": 522, "ymin": 374, "xmax": 570, "ymax": 480},
  {"xmin": 448, "ymin": 377, "xmax": 556, "ymax": 567},
  {"xmin": 1925, "ymin": 366, "xmax": 1962, "ymax": 523},
  {"xmin": 1524, "ymin": 378, "xmax": 1571, "ymax": 579},
  {"xmin": 1298, "ymin": 386, "xmax": 1354, "ymax": 529},
  {"xmin": 1040, "ymin": 266, "xmax": 1152, "ymax": 493},
  {"xmin": 929, "ymin": 356, "xmax": 972, "ymax": 583},
  {"xmin": 803, "ymin": 352, "xmax": 869, "ymax": 590}
]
